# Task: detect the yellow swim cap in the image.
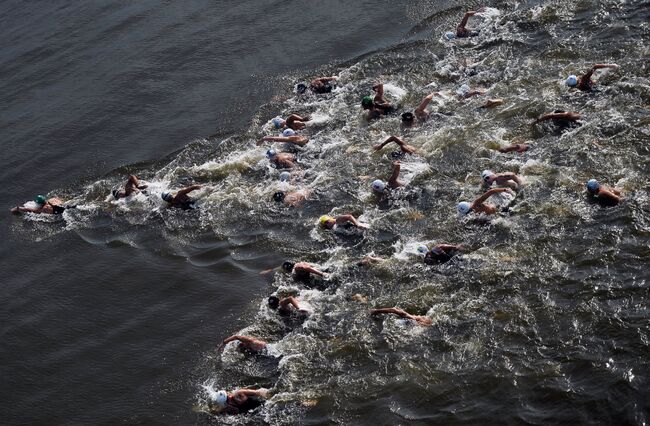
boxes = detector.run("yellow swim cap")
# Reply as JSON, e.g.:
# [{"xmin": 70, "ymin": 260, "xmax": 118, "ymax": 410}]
[{"xmin": 319, "ymin": 215, "xmax": 333, "ymax": 226}]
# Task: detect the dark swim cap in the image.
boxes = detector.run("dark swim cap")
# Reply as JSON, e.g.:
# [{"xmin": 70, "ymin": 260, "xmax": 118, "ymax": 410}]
[
  {"xmin": 34, "ymin": 195, "xmax": 46, "ymax": 205},
  {"xmin": 273, "ymin": 191, "xmax": 286, "ymax": 202},
  {"xmin": 112, "ymin": 189, "xmax": 120, "ymax": 199},
  {"xmin": 268, "ymin": 296, "xmax": 280, "ymax": 309},
  {"xmin": 401, "ymin": 112, "xmax": 414, "ymax": 122},
  {"xmin": 282, "ymin": 261, "xmax": 294, "ymax": 272},
  {"xmin": 361, "ymin": 96, "xmax": 374, "ymax": 109},
  {"xmin": 296, "ymin": 83, "xmax": 308, "ymax": 94}
]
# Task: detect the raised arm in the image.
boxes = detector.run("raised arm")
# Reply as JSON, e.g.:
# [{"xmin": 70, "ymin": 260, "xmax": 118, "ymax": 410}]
[
  {"xmin": 436, "ymin": 244, "xmax": 463, "ymax": 251},
  {"xmin": 371, "ymin": 307, "xmax": 407, "ymax": 317},
  {"xmin": 374, "ymin": 135, "xmax": 404, "ymax": 151},
  {"xmin": 458, "ymin": 10, "xmax": 476, "ymax": 30},
  {"xmin": 415, "ymin": 93, "xmax": 435, "ymax": 116},
  {"xmin": 473, "ymin": 187, "xmax": 508, "ymax": 205},
  {"xmin": 499, "ymin": 172, "xmax": 522, "ymax": 185},
  {"xmin": 388, "ymin": 161, "xmax": 403, "ymax": 187},
  {"xmin": 280, "ymin": 296, "xmax": 301, "ymax": 310},
  {"xmin": 177, "ymin": 184, "xmax": 202, "ymax": 197},
  {"xmin": 592, "ymin": 63, "xmax": 619, "ymax": 71}
]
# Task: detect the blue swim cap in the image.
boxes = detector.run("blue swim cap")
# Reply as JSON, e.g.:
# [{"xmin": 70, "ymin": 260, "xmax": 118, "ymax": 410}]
[
  {"xmin": 444, "ymin": 31, "xmax": 456, "ymax": 40},
  {"xmin": 566, "ymin": 75, "xmax": 578, "ymax": 87},
  {"xmin": 458, "ymin": 201, "xmax": 471, "ymax": 215},
  {"xmin": 266, "ymin": 149, "xmax": 277, "ymax": 158},
  {"xmin": 279, "ymin": 171, "xmax": 291, "ymax": 182},
  {"xmin": 272, "ymin": 118, "xmax": 284, "ymax": 129},
  {"xmin": 586, "ymin": 179, "xmax": 600, "ymax": 192},
  {"xmin": 282, "ymin": 129, "xmax": 295, "ymax": 137}
]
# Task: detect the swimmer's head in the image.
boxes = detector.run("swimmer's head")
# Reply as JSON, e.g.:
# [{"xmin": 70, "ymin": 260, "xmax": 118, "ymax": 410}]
[
  {"xmin": 586, "ymin": 179, "xmax": 600, "ymax": 193},
  {"xmin": 214, "ymin": 390, "xmax": 228, "ymax": 407},
  {"xmin": 444, "ymin": 31, "xmax": 456, "ymax": 40},
  {"xmin": 272, "ymin": 118, "xmax": 285, "ymax": 129},
  {"xmin": 372, "ymin": 179, "xmax": 386, "ymax": 193},
  {"xmin": 266, "ymin": 149, "xmax": 277, "ymax": 159},
  {"xmin": 481, "ymin": 170, "xmax": 495, "ymax": 183},
  {"xmin": 282, "ymin": 261, "xmax": 294, "ymax": 272},
  {"xmin": 361, "ymin": 96, "xmax": 374, "ymax": 110},
  {"xmin": 566, "ymin": 75, "xmax": 578, "ymax": 87},
  {"xmin": 296, "ymin": 83, "xmax": 308, "ymax": 94},
  {"xmin": 161, "ymin": 192, "xmax": 173, "ymax": 202},
  {"xmin": 401, "ymin": 111, "xmax": 415, "ymax": 123},
  {"xmin": 319, "ymin": 215, "xmax": 335, "ymax": 229},
  {"xmin": 273, "ymin": 191, "xmax": 286, "ymax": 202},
  {"xmin": 282, "ymin": 128, "xmax": 295, "ymax": 137},
  {"xmin": 34, "ymin": 195, "xmax": 46, "ymax": 205},
  {"xmin": 417, "ymin": 245, "xmax": 429, "ymax": 255},
  {"xmin": 456, "ymin": 84, "xmax": 470, "ymax": 97},
  {"xmin": 458, "ymin": 201, "xmax": 472, "ymax": 215},
  {"xmin": 279, "ymin": 171, "xmax": 291, "ymax": 182},
  {"xmin": 112, "ymin": 189, "xmax": 120, "ymax": 199},
  {"xmin": 268, "ymin": 296, "xmax": 280, "ymax": 310}
]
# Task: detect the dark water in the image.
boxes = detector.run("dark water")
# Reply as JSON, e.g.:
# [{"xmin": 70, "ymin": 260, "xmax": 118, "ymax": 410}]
[{"xmin": 2, "ymin": 0, "xmax": 650, "ymax": 424}]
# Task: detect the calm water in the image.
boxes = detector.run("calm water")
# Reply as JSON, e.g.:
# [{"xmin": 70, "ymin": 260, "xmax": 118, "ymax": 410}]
[{"xmin": 2, "ymin": 0, "xmax": 649, "ymax": 424}]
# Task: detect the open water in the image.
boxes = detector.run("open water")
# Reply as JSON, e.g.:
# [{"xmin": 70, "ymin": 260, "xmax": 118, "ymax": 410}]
[{"xmin": 1, "ymin": 0, "xmax": 649, "ymax": 424}]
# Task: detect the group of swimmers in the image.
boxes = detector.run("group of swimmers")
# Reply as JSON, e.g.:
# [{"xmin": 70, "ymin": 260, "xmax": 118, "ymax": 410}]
[{"xmin": 9, "ymin": 8, "xmax": 625, "ymax": 417}]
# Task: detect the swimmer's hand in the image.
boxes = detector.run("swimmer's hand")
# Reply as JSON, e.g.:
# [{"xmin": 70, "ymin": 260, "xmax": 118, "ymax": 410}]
[
  {"xmin": 357, "ymin": 223, "xmax": 370, "ymax": 230},
  {"xmin": 259, "ymin": 267, "xmax": 277, "ymax": 275},
  {"xmin": 11, "ymin": 206, "xmax": 20, "ymax": 214},
  {"xmin": 256, "ymin": 138, "xmax": 266, "ymax": 146}
]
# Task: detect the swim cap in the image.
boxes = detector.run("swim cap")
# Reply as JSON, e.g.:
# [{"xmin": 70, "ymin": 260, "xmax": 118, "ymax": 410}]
[
  {"xmin": 444, "ymin": 31, "xmax": 456, "ymax": 40},
  {"xmin": 481, "ymin": 170, "xmax": 494, "ymax": 182},
  {"xmin": 458, "ymin": 201, "xmax": 472, "ymax": 215},
  {"xmin": 279, "ymin": 171, "xmax": 291, "ymax": 182},
  {"xmin": 214, "ymin": 390, "xmax": 228, "ymax": 407},
  {"xmin": 417, "ymin": 245, "xmax": 429, "ymax": 254},
  {"xmin": 319, "ymin": 215, "xmax": 334, "ymax": 227},
  {"xmin": 361, "ymin": 96, "xmax": 374, "ymax": 109},
  {"xmin": 282, "ymin": 129, "xmax": 295, "ymax": 137},
  {"xmin": 372, "ymin": 179, "xmax": 386, "ymax": 193},
  {"xmin": 34, "ymin": 195, "xmax": 46, "ymax": 205},
  {"xmin": 401, "ymin": 111, "xmax": 415, "ymax": 122},
  {"xmin": 272, "ymin": 118, "xmax": 284, "ymax": 129},
  {"xmin": 586, "ymin": 179, "xmax": 600, "ymax": 193},
  {"xmin": 273, "ymin": 191, "xmax": 286, "ymax": 202},
  {"xmin": 456, "ymin": 84, "xmax": 470, "ymax": 96},
  {"xmin": 266, "ymin": 149, "xmax": 277, "ymax": 159},
  {"xmin": 161, "ymin": 192, "xmax": 173, "ymax": 202},
  {"xmin": 566, "ymin": 75, "xmax": 578, "ymax": 87},
  {"xmin": 296, "ymin": 83, "xmax": 308, "ymax": 94},
  {"xmin": 112, "ymin": 189, "xmax": 120, "ymax": 199},
  {"xmin": 268, "ymin": 296, "xmax": 280, "ymax": 310},
  {"xmin": 282, "ymin": 261, "xmax": 294, "ymax": 272}
]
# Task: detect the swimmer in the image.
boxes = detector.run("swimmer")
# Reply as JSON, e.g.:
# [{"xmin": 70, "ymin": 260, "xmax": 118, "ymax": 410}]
[
  {"xmin": 586, "ymin": 179, "xmax": 622, "ymax": 206},
  {"xmin": 458, "ymin": 187, "xmax": 513, "ymax": 216},
  {"xmin": 456, "ymin": 8, "xmax": 485, "ymax": 38},
  {"xmin": 296, "ymin": 76, "xmax": 338, "ymax": 94},
  {"xmin": 479, "ymin": 98, "xmax": 505, "ymax": 108},
  {"xmin": 266, "ymin": 149, "xmax": 296, "ymax": 169},
  {"xmin": 424, "ymin": 244, "xmax": 465, "ymax": 265},
  {"xmin": 318, "ymin": 214, "xmax": 369, "ymax": 230},
  {"xmin": 112, "ymin": 175, "xmax": 148, "ymax": 199},
  {"xmin": 566, "ymin": 64, "xmax": 620, "ymax": 92},
  {"xmin": 497, "ymin": 143, "xmax": 529, "ymax": 153},
  {"xmin": 373, "ymin": 135, "xmax": 417, "ymax": 155},
  {"xmin": 481, "ymin": 170, "xmax": 523, "ymax": 191},
  {"xmin": 370, "ymin": 307, "xmax": 432, "ymax": 326},
  {"xmin": 533, "ymin": 110, "xmax": 581, "ymax": 126},
  {"xmin": 358, "ymin": 255, "xmax": 386, "ymax": 266},
  {"xmin": 261, "ymin": 261, "xmax": 328, "ymax": 281},
  {"xmin": 161, "ymin": 184, "xmax": 202, "ymax": 210},
  {"xmin": 257, "ymin": 129, "xmax": 309, "ymax": 147},
  {"xmin": 272, "ymin": 189, "xmax": 311, "ymax": 206},
  {"xmin": 372, "ymin": 161, "xmax": 404, "ymax": 194},
  {"xmin": 11, "ymin": 195, "xmax": 76, "ymax": 215},
  {"xmin": 272, "ymin": 114, "xmax": 311, "ymax": 131},
  {"xmin": 456, "ymin": 84, "xmax": 486, "ymax": 99},
  {"xmin": 362, "ymin": 83, "xmax": 395, "ymax": 119},
  {"xmin": 209, "ymin": 388, "xmax": 269, "ymax": 415},
  {"xmin": 222, "ymin": 335, "xmax": 268, "ymax": 353},
  {"xmin": 268, "ymin": 295, "xmax": 310, "ymax": 316}
]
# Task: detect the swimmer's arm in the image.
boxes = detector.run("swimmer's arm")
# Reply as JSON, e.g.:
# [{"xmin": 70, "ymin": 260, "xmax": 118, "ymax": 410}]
[
  {"xmin": 388, "ymin": 161, "xmax": 402, "ymax": 186},
  {"xmin": 177, "ymin": 185, "xmax": 202, "ymax": 196},
  {"xmin": 592, "ymin": 63, "xmax": 619, "ymax": 71},
  {"xmin": 458, "ymin": 10, "xmax": 476, "ymax": 30},
  {"xmin": 235, "ymin": 389, "xmax": 269, "ymax": 398},
  {"xmin": 464, "ymin": 89, "xmax": 485, "ymax": 98},
  {"xmin": 374, "ymin": 135, "xmax": 402, "ymax": 151},
  {"xmin": 600, "ymin": 188, "xmax": 622, "ymax": 202},
  {"xmin": 259, "ymin": 267, "xmax": 278, "ymax": 275},
  {"xmin": 14, "ymin": 206, "xmax": 42, "ymax": 213},
  {"xmin": 474, "ymin": 187, "xmax": 508, "ymax": 204},
  {"xmin": 224, "ymin": 335, "xmax": 266, "ymax": 346},
  {"xmin": 313, "ymin": 76, "xmax": 337, "ymax": 83},
  {"xmin": 295, "ymin": 264, "xmax": 326, "ymax": 277},
  {"xmin": 415, "ymin": 93, "xmax": 435, "ymax": 115},
  {"xmin": 286, "ymin": 114, "xmax": 308, "ymax": 124},
  {"xmin": 498, "ymin": 144, "xmax": 528, "ymax": 153},
  {"xmin": 436, "ymin": 244, "xmax": 462, "ymax": 251},
  {"xmin": 500, "ymin": 172, "xmax": 522, "ymax": 185},
  {"xmin": 371, "ymin": 307, "xmax": 407, "ymax": 317},
  {"xmin": 336, "ymin": 214, "xmax": 368, "ymax": 229},
  {"xmin": 281, "ymin": 296, "xmax": 301, "ymax": 310}
]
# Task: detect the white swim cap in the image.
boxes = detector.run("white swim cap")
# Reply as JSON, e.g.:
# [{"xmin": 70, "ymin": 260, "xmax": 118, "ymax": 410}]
[
  {"xmin": 456, "ymin": 84, "xmax": 470, "ymax": 96},
  {"xmin": 214, "ymin": 390, "xmax": 228, "ymax": 407},
  {"xmin": 282, "ymin": 129, "xmax": 295, "ymax": 137},
  {"xmin": 444, "ymin": 31, "xmax": 456, "ymax": 40},
  {"xmin": 481, "ymin": 170, "xmax": 494, "ymax": 182},
  {"xmin": 372, "ymin": 179, "xmax": 386, "ymax": 192},
  {"xmin": 458, "ymin": 201, "xmax": 472, "ymax": 215},
  {"xmin": 272, "ymin": 118, "xmax": 284, "ymax": 129},
  {"xmin": 566, "ymin": 75, "xmax": 578, "ymax": 87},
  {"xmin": 279, "ymin": 171, "xmax": 291, "ymax": 182},
  {"xmin": 417, "ymin": 245, "xmax": 429, "ymax": 254}
]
